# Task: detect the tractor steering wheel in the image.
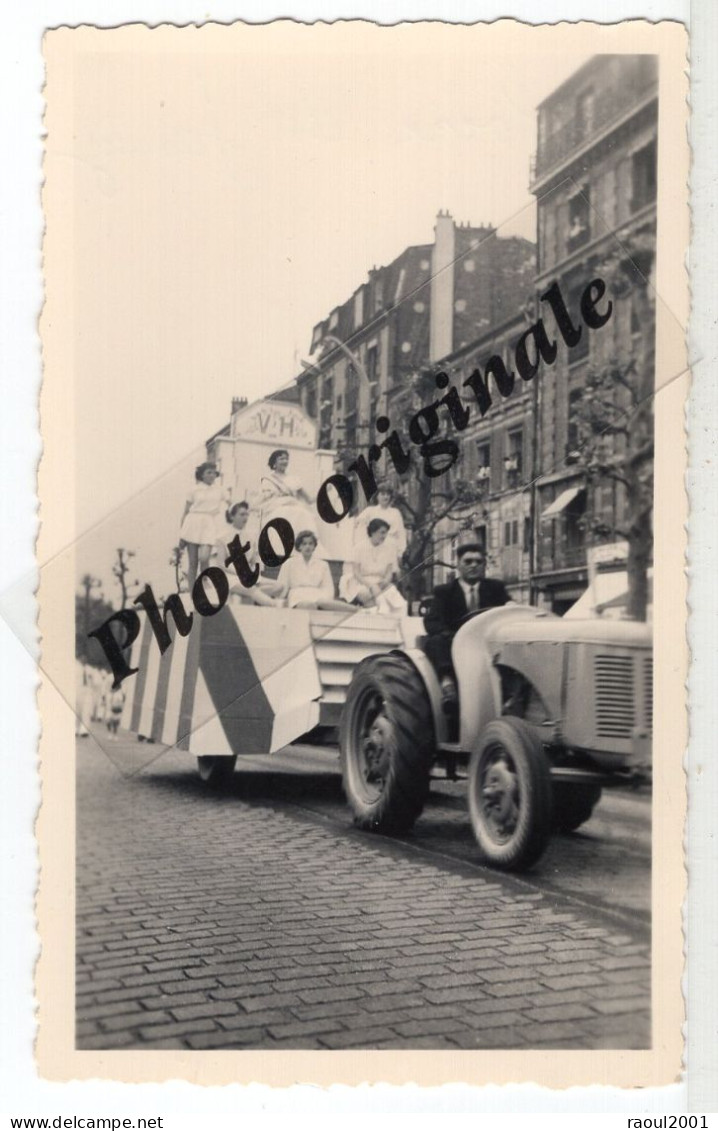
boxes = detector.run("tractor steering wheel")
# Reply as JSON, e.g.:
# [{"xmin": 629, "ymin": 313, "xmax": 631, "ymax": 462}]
[{"xmin": 457, "ymin": 607, "xmax": 493, "ymax": 627}]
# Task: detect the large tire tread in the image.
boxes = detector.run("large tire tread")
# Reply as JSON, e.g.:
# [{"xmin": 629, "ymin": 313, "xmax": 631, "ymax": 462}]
[{"xmin": 340, "ymin": 653, "xmax": 435, "ymax": 835}]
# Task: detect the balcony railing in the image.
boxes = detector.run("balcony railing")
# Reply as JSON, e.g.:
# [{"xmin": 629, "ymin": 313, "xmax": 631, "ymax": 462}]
[
  {"xmin": 531, "ymin": 70, "xmax": 657, "ymax": 182},
  {"xmin": 538, "ymin": 542, "xmax": 587, "ymax": 573}
]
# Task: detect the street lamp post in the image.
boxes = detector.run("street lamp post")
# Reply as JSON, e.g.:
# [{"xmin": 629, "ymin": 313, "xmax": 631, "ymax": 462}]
[
  {"xmin": 321, "ymin": 334, "xmax": 375, "ymax": 392},
  {"xmin": 302, "ymin": 333, "xmax": 379, "ymax": 451},
  {"xmin": 302, "ymin": 333, "xmax": 377, "ymax": 393}
]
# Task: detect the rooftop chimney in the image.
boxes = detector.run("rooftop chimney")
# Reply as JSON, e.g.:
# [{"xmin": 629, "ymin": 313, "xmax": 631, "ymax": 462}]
[{"xmin": 430, "ymin": 211, "xmax": 456, "ymax": 362}]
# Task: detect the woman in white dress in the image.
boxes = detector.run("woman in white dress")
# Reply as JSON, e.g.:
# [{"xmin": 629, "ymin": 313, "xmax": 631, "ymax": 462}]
[
  {"xmin": 259, "ymin": 449, "xmax": 321, "ymax": 548},
  {"xmin": 180, "ymin": 462, "xmax": 229, "ymax": 587},
  {"xmin": 272, "ymin": 531, "xmax": 346, "ymax": 610},
  {"xmin": 341, "ymin": 518, "xmax": 407, "ymax": 614},
  {"xmin": 215, "ymin": 501, "xmax": 281, "ymax": 607},
  {"xmin": 353, "ymin": 483, "xmax": 407, "ymax": 577}
]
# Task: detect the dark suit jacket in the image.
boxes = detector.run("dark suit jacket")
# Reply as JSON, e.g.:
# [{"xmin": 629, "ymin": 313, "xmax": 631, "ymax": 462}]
[{"xmin": 424, "ymin": 576, "xmax": 510, "ymax": 637}]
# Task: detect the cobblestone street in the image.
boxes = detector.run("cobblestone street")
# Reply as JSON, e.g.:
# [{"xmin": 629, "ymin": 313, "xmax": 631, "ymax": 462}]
[{"xmin": 76, "ymin": 730, "xmax": 651, "ymax": 1051}]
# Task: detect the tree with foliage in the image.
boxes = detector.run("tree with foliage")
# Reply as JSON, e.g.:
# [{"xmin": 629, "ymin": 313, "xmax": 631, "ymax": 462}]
[
  {"xmin": 112, "ymin": 547, "xmax": 139, "ymax": 609},
  {"xmin": 569, "ymin": 233, "xmax": 655, "ymax": 621},
  {"xmin": 335, "ymin": 368, "xmax": 485, "ymax": 599},
  {"xmin": 75, "ymin": 587, "xmax": 117, "ymax": 668},
  {"xmin": 79, "ymin": 573, "xmax": 101, "ymax": 639}
]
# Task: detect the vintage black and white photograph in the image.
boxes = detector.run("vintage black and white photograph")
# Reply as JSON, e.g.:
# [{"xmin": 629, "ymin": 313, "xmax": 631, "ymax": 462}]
[{"xmin": 37, "ymin": 19, "xmax": 688, "ymax": 1081}]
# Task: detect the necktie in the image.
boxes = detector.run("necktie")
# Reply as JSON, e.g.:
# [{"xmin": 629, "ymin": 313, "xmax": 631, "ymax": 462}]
[{"xmin": 468, "ymin": 585, "xmax": 478, "ymax": 612}]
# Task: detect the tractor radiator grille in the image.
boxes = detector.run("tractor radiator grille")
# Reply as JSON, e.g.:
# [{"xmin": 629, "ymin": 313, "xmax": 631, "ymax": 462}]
[
  {"xmin": 594, "ymin": 654, "xmax": 636, "ymax": 738},
  {"xmin": 644, "ymin": 655, "xmax": 653, "ymax": 732}
]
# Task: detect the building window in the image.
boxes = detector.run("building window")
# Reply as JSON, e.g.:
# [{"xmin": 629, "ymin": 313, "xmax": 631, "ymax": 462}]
[
  {"xmin": 329, "ymin": 309, "xmax": 339, "ymax": 330},
  {"xmin": 354, "ymin": 288, "xmax": 364, "ymax": 330},
  {"xmin": 575, "ymin": 88, "xmax": 595, "ymax": 139},
  {"xmin": 319, "ymin": 378, "xmax": 333, "ymax": 448},
  {"xmin": 476, "ymin": 442, "xmax": 491, "ymax": 492},
  {"xmin": 567, "ymin": 188, "xmax": 591, "ymax": 253},
  {"xmin": 504, "ymin": 429, "xmax": 523, "ymax": 487},
  {"xmin": 374, "ymin": 277, "xmax": 384, "ymax": 312},
  {"xmin": 345, "ymin": 364, "xmax": 358, "ymax": 417},
  {"xmin": 565, "ymin": 490, "xmax": 587, "ymax": 557},
  {"xmin": 567, "ymin": 389, "xmax": 583, "ymax": 459},
  {"xmin": 394, "ymin": 267, "xmax": 407, "ymax": 304},
  {"xmin": 475, "ymin": 524, "xmax": 487, "ymax": 552},
  {"xmin": 523, "ymin": 517, "xmax": 532, "ymax": 553},
  {"xmin": 631, "ymin": 140, "xmax": 657, "ymax": 212},
  {"xmin": 504, "ymin": 520, "xmax": 519, "ymax": 547},
  {"xmin": 366, "ymin": 345, "xmax": 378, "ymax": 387},
  {"xmin": 538, "ymin": 108, "xmax": 547, "ymax": 149}
]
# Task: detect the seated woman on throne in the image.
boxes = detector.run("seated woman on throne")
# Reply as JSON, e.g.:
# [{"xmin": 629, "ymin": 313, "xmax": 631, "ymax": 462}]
[{"xmin": 259, "ymin": 449, "xmax": 320, "ymax": 543}]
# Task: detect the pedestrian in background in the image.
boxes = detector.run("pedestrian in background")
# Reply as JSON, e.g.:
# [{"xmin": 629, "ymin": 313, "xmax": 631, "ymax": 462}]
[
  {"xmin": 106, "ymin": 686, "xmax": 125, "ymax": 741},
  {"xmin": 75, "ymin": 659, "xmax": 93, "ymax": 738}
]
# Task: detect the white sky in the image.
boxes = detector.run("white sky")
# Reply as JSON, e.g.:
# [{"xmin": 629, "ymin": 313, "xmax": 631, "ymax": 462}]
[{"xmin": 56, "ymin": 23, "xmax": 594, "ymax": 598}]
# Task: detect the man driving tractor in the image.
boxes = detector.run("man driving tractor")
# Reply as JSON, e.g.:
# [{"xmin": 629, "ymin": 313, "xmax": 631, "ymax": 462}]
[{"xmin": 423, "ymin": 538, "xmax": 511, "ymax": 720}]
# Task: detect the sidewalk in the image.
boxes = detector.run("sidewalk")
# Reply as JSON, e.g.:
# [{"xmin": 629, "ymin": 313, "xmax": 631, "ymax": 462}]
[{"xmin": 76, "ymin": 735, "xmax": 650, "ymax": 1051}]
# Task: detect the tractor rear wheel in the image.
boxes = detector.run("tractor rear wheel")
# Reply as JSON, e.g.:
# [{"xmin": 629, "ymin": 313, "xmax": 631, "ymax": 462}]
[
  {"xmin": 197, "ymin": 756, "xmax": 237, "ymax": 788},
  {"xmin": 340, "ymin": 653, "xmax": 434, "ymax": 834},
  {"xmin": 468, "ymin": 718, "xmax": 553, "ymax": 871},
  {"xmin": 553, "ymin": 782, "xmax": 602, "ymax": 832}
]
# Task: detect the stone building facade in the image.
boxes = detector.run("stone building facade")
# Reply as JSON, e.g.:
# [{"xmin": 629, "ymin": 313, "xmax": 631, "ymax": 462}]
[
  {"xmin": 431, "ymin": 306, "xmax": 536, "ymax": 603},
  {"xmin": 292, "ymin": 212, "xmax": 535, "ymax": 598},
  {"xmin": 529, "ymin": 53, "xmax": 657, "ymax": 612},
  {"xmin": 294, "ymin": 211, "xmax": 535, "ymax": 463}
]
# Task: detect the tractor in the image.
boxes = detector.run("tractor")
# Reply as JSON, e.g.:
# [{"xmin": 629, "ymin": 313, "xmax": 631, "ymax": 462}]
[
  {"xmin": 121, "ymin": 600, "xmax": 652, "ymax": 872},
  {"xmin": 339, "ymin": 604, "xmax": 652, "ymax": 870}
]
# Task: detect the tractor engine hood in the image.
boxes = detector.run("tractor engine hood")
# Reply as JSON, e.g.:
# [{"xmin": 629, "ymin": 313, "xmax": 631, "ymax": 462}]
[
  {"xmin": 452, "ymin": 605, "xmax": 652, "ymax": 755},
  {"xmin": 483, "ymin": 610, "xmax": 653, "ymax": 651}
]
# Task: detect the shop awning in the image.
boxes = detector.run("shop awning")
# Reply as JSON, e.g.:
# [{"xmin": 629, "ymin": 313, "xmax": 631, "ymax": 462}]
[
  {"xmin": 541, "ymin": 486, "xmax": 585, "ymax": 520},
  {"xmin": 564, "ymin": 571, "xmax": 653, "ymax": 621}
]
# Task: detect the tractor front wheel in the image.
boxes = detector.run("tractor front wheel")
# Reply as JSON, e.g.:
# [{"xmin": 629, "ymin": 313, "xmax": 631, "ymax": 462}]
[
  {"xmin": 468, "ymin": 718, "xmax": 553, "ymax": 871},
  {"xmin": 340, "ymin": 654, "xmax": 434, "ymax": 834}
]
